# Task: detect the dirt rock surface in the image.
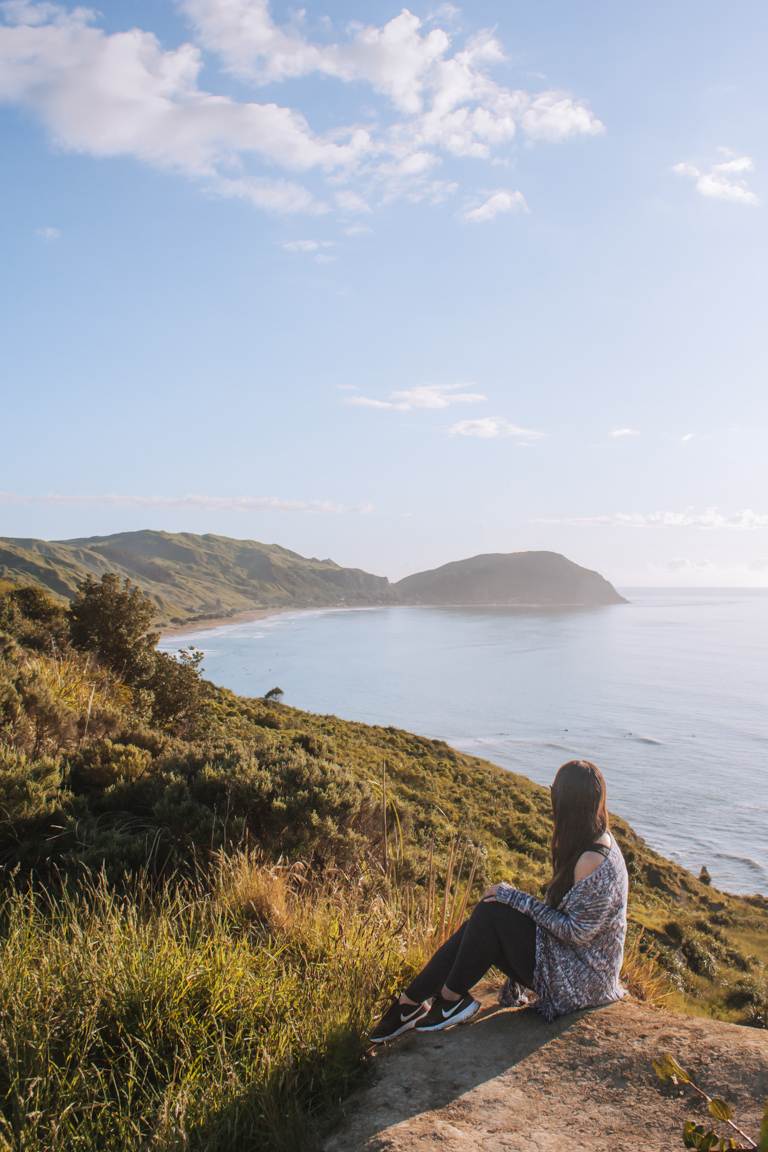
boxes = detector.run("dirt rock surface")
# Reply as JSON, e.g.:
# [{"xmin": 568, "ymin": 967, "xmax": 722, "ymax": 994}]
[{"xmin": 325, "ymin": 989, "xmax": 767, "ymax": 1152}]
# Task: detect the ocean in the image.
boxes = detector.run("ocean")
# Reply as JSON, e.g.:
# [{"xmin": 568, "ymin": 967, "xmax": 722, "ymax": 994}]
[{"xmin": 160, "ymin": 589, "xmax": 768, "ymax": 896}]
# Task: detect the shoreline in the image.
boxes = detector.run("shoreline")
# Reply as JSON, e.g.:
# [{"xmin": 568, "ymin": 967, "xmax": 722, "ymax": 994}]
[
  {"xmin": 160, "ymin": 607, "xmax": 284, "ymax": 639},
  {"xmin": 159, "ymin": 598, "xmax": 625, "ymax": 639}
]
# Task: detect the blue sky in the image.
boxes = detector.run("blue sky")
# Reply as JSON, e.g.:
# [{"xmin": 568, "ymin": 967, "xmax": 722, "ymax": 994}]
[{"xmin": 2, "ymin": 0, "xmax": 767, "ymax": 585}]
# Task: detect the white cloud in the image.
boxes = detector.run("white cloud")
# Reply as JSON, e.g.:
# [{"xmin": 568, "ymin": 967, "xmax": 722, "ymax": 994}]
[
  {"xmin": 538, "ymin": 508, "xmax": 768, "ymax": 529},
  {"xmin": 0, "ymin": 1, "xmax": 605, "ymax": 219},
  {"xmin": 609, "ymin": 427, "xmax": 640, "ymax": 439},
  {"xmin": 35, "ymin": 224, "xmax": 60, "ymax": 239},
  {"xmin": 681, "ymin": 432, "xmax": 696, "ymax": 443},
  {"xmin": 211, "ymin": 177, "xmax": 326, "ymax": 215},
  {"xmin": 280, "ymin": 237, "xmax": 336, "ymax": 264},
  {"xmin": 673, "ymin": 153, "xmax": 759, "ymax": 206},
  {"xmin": 347, "ymin": 383, "xmax": 486, "ymax": 412},
  {"xmin": 0, "ymin": 490, "xmax": 372, "ymax": 514},
  {"xmin": 521, "ymin": 91, "xmax": 606, "ymax": 143},
  {"xmin": 0, "ymin": 1, "xmax": 367, "ymax": 213},
  {"xmin": 281, "ymin": 238, "xmax": 334, "ymax": 253},
  {"xmin": 449, "ymin": 416, "xmax": 544, "ymax": 440},
  {"xmin": 463, "ymin": 189, "xmax": 528, "ymax": 222}
]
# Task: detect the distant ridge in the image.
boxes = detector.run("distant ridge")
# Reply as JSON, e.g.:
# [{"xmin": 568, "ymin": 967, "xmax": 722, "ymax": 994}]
[
  {"xmin": 0, "ymin": 531, "xmax": 625, "ymax": 625},
  {"xmin": 395, "ymin": 550, "xmax": 627, "ymax": 607},
  {"xmin": 0, "ymin": 530, "xmax": 392, "ymax": 625}
]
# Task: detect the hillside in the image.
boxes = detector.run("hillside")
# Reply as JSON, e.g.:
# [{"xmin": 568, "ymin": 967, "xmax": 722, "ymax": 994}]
[
  {"xmin": 0, "ymin": 579, "xmax": 764, "ymax": 1022},
  {"xmin": 0, "ymin": 530, "xmax": 393, "ymax": 624},
  {"xmin": 0, "ymin": 577, "xmax": 766, "ymax": 1150},
  {"xmin": 395, "ymin": 550, "xmax": 626, "ymax": 607},
  {"xmin": 0, "ymin": 532, "xmax": 625, "ymax": 625},
  {"xmin": 326, "ymin": 990, "xmax": 768, "ymax": 1152}
]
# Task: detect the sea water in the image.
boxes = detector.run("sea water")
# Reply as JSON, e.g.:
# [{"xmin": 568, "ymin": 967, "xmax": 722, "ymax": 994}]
[{"xmin": 161, "ymin": 589, "xmax": 768, "ymax": 895}]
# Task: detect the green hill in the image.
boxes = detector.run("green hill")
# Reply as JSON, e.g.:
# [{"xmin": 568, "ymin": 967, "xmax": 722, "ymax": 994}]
[
  {"xmin": 0, "ymin": 532, "xmax": 625, "ymax": 626},
  {"xmin": 0, "ymin": 530, "xmax": 393, "ymax": 624},
  {"xmin": 395, "ymin": 550, "xmax": 626, "ymax": 606}
]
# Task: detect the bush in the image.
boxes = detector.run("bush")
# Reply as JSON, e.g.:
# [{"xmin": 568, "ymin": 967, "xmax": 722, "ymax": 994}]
[
  {"xmin": 681, "ymin": 933, "xmax": 718, "ymax": 979},
  {"xmin": 0, "ymin": 744, "xmax": 63, "ymax": 824},
  {"xmin": 145, "ymin": 647, "xmax": 205, "ymax": 728},
  {"xmin": 68, "ymin": 739, "xmax": 153, "ymax": 792},
  {"xmin": 725, "ymin": 977, "xmax": 768, "ymax": 1028},
  {"xmin": 0, "ymin": 586, "xmax": 69, "ymax": 654},
  {"xmin": 69, "ymin": 574, "xmax": 159, "ymax": 684}
]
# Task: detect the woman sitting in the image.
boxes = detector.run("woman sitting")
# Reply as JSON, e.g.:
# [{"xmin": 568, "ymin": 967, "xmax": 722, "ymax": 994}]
[{"xmin": 370, "ymin": 759, "xmax": 629, "ymax": 1041}]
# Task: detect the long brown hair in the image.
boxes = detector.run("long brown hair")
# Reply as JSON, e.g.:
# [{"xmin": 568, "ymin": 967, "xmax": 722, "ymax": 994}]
[{"xmin": 546, "ymin": 759, "xmax": 609, "ymax": 908}]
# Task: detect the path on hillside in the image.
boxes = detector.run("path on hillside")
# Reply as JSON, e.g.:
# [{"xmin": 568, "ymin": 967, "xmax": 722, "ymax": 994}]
[{"xmin": 325, "ymin": 989, "xmax": 767, "ymax": 1151}]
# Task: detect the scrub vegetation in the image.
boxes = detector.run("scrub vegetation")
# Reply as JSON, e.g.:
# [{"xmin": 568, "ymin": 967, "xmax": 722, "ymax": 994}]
[{"xmin": 0, "ymin": 575, "xmax": 766, "ymax": 1151}]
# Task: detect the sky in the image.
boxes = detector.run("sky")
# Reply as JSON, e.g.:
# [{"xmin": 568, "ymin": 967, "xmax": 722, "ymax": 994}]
[{"xmin": 2, "ymin": 0, "xmax": 767, "ymax": 586}]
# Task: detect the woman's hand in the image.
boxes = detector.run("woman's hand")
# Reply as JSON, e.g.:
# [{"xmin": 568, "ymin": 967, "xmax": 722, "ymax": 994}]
[{"xmin": 480, "ymin": 883, "xmax": 500, "ymax": 902}]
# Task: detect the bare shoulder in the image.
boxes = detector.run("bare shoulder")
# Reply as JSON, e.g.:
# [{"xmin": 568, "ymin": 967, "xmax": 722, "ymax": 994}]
[{"xmin": 574, "ymin": 850, "xmax": 607, "ymax": 883}]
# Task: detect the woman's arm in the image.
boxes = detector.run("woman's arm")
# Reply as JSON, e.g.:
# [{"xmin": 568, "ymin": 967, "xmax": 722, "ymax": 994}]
[{"xmin": 492, "ymin": 880, "xmax": 613, "ymax": 946}]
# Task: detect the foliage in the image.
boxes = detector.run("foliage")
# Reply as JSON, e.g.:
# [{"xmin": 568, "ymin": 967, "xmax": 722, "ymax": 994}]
[
  {"xmin": 0, "ymin": 744, "xmax": 63, "ymax": 824},
  {"xmin": 69, "ymin": 574, "xmax": 159, "ymax": 683},
  {"xmin": 145, "ymin": 646, "xmax": 206, "ymax": 728},
  {"xmin": 0, "ymin": 585, "xmax": 69, "ymax": 654},
  {"xmin": 653, "ymin": 1054, "xmax": 768, "ymax": 1151}
]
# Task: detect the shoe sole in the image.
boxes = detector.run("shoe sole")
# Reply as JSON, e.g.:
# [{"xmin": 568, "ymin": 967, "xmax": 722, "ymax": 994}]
[
  {"xmin": 369, "ymin": 1011, "xmax": 429, "ymax": 1044},
  {"xmin": 415, "ymin": 999, "xmax": 481, "ymax": 1032}
]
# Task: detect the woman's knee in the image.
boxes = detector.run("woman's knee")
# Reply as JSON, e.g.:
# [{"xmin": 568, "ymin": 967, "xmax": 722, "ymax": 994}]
[{"xmin": 470, "ymin": 899, "xmax": 496, "ymax": 921}]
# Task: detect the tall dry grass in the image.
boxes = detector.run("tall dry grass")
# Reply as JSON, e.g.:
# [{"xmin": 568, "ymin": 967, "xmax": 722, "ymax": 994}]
[
  {"xmin": 0, "ymin": 842, "xmax": 483, "ymax": 1152},
  {"xmin": 620, "ymin": 926, "xmax": 673, "ymax": 1007}
]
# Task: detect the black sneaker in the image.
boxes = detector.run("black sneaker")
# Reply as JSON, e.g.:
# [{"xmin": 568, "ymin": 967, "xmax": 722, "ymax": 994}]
[
  {"xmin": 369, "ymin": 997, "xmax": 430, "ymax": 1044},
  {"xmin": 414, "ymin": 993, "xmax": 480, "ymax": 1032}
]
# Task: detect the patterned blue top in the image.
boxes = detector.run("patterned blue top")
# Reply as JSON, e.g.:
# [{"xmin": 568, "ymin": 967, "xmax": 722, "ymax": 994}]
[{"xmin": 495, "ymin": 835, "xmax": 629, "ymax": 1021}]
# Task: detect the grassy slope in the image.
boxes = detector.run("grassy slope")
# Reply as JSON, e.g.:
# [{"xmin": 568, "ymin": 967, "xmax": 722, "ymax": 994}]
[
  {"xmin": 0, "ymin": 574, "xmax": 765, "ymax": 1024},
  {"xmin": 232, "ymin": 694, "xmax": 768, "ymax": 1024},
  {"xmin": 0, "ymin": 530, "xmax": 392, "ymax": 624},
  {"xmin": 1, "ymin": 583, "xmax": 766, "ymax": 1149}
]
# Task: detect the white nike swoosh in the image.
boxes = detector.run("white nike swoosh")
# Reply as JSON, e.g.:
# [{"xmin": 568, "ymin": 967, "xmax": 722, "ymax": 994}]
[
  {"xmin": 441, "ymin": 1002, "xmax": 464, "ymax": 1018},
  {"xmin": 400, "ymin": 1005, "xmax": 422, "ymax": 1022}
]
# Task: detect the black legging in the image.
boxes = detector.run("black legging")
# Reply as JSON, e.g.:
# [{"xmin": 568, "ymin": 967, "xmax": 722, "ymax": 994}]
[{"xmin": 405, "ymin": 899, "xmax": 536, "ymax": 1002}]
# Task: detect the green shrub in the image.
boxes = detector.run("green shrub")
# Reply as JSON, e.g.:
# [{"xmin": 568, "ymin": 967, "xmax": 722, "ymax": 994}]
[
  {"xmin": 681, "ymin": 933, "xmax": 718, "ymax": 978},
  {"xmin": 0, "ymin": 745, "xmax": 63, "ymax": 824},
  {"xmin": 69, "ymin": 574, "xmax": 159, "ymax": 684},
  {"xmin": 726, "ymin": 977, "xmax": 768, "ymax": 1028},
  {"xmin": 0, "ymin": 586, "xmax": 69, "ymax": 654}
]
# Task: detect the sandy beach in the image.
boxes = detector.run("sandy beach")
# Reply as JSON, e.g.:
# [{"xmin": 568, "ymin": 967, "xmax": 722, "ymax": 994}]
[{"xmin": 160, "ymin": 607, "xmax": 284, "ymax": 640}]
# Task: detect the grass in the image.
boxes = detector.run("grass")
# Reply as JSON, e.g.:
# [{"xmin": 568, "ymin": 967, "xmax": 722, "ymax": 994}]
[
  {"xmin": 0, "ymin": 850, "xmax": 675, "ymax": 1152},
  {"xmin": 0, "ymin": 856, "xmax": 433, "ymax": 1152}
]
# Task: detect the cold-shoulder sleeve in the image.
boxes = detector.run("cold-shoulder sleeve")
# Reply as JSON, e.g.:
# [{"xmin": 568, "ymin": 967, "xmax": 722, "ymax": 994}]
[{"xmin": 494, "ymin": 879, "xmax": 613, "ymax": 946}]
